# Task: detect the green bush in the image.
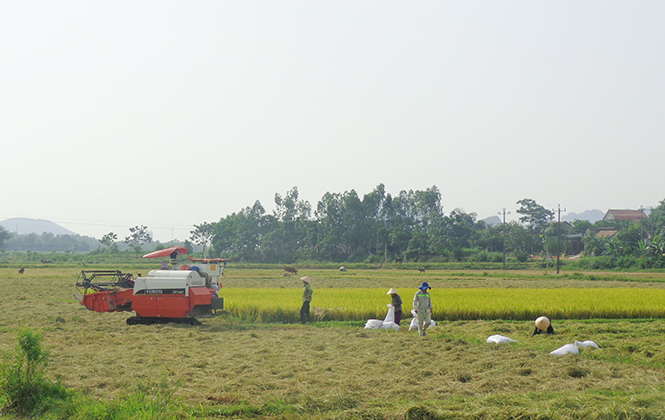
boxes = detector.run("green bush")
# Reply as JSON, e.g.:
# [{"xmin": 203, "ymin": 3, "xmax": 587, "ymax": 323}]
[
  {"xmin": 364, "ymin": 253, "xmax": 385, "ymax": 264},
  {"xmin": 469, "ymin": 251, "xmax": 503, "ymax": 263},
  {"xmin": 616, "ymin": 256, "xmax": 639, "ymax": 270},
  {"xmin": 513, "ymin": 250, "xmax": 529, "ymax": 263},
  {"xmin": 0, "ymin": 328, "xmax": 71, "ymax": 416},
  {"xmin": 567, "ymin": 255, "xmax": 645, "ymax": 271}
]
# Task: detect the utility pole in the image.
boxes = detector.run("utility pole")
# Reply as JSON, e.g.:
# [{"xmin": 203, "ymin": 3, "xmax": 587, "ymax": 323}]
[
  {"xmin": 553, "ymin": 204, "xmax": 566, "ymax": 274},
  {"xmin": 639, "ymin": 205, "xmax": 651, "ymax": 249},
  {"xmin": 649, "ymin": 206, "xmax": 654, "ymax": 243},
  {"xmin": 640, "ymin": 205, "xmax": 644, "ymax": 249},
  {"xmin": 498, "ymin": 208, "xmax": 511, "ymax": 270}
]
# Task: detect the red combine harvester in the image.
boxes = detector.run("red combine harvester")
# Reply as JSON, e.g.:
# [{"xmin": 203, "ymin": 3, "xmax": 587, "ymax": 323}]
[{"xmin": 75, "ymin": 246, "xmax": 227, "ymax": 325}]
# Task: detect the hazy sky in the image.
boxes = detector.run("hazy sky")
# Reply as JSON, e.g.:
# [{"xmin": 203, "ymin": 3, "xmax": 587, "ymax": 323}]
[{"xmin": 2, "ymin": 1, "xmax": 664, "ymax": 242}]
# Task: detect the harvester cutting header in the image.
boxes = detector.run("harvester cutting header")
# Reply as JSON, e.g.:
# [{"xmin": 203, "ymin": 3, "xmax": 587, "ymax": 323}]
[{"xmin": 75, "ymin": 247, "xmax": 227, "ymax": 325}]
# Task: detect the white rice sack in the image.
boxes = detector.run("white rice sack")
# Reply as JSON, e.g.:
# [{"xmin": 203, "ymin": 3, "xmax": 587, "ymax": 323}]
[
  {"xmin": 364, "ymin": 319, "xmax": 383, "ymax": 330},
  {"xmin": 486, "ymin": 334, "xmax": 517, "ymax": 344},
  {"xmin": 408, "ymin": 317, "xmax": 418, "ymax": 331},
  {"xmin": 408, "ymin": 317, "xmax": 436, "ymax": 331},
  {"xmin": 383, "ymin": 305, "xmax": 395, "ymax": 324},
  {"xmin": 381, "ymin": 321, "xmax": 399, "ymax": 331},
  {"xmin": 574, "ymin": 340, "xmax": 599, "ymax": 349},
  {"xmin": 550, "ymin": 343, "xmax": 579, "ymax": 356},
  {"xmin": 368, "ymin": 304, "xmax": 399, "ymax": 330}
]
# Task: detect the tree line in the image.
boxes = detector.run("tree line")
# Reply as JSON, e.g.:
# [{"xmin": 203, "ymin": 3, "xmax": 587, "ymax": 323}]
[
  {"xmin": 3, "ymin": 184, "xmax": 665, "ymax": 269},
  {"xmin": 188, "ymin": 185, "xmax": 665, "ymax": 267},
  {"xmin": 0, "ymin": 231, "xmax": 99, "ymax": 253}
]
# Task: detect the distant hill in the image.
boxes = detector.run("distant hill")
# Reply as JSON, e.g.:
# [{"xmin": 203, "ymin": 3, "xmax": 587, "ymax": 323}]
[
  {"xmin": 481, "ymin": 210, "xmax": 605, "ymax": 227},
  {"xmin": 561, "ymin": 210, "xmax": 604, "ymax": 223},
  {"xmin": 0, "ymin": 217, "xmax": 77, "ymax": 236},
  {"xmin": 482, "ymin": 215, "xmax": 502, "ymax": 227}
]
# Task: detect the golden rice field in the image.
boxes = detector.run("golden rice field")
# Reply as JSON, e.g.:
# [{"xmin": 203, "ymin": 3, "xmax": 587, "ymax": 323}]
[
  {"xmin": 223, "ymin": 287, "xmax": 665, "ymax": 323},
  {"xmin": 217, "ymin": 266, "xmax": 665, "ymax": 323}
]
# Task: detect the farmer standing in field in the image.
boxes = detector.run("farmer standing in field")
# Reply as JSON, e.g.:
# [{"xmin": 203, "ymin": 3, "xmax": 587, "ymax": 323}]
[
  {"xmin": 413, "ymin": 282, "xmax": 433, "ymax": 336},
  {"xmin": 387, "ymin": 288, "xmax": 403, "ymax": 326},
  {"xmin": 300, "ymin": 276, "xmax": 313, "ymax": 324}
]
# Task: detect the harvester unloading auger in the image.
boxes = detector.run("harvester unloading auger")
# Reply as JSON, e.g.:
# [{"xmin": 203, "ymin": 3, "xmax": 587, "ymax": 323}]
[{"xmin": 75, "ymin": 246, "xmax": 227, "ymax": 325}]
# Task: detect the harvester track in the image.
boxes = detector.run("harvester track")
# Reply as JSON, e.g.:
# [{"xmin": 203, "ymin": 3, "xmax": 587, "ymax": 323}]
[{"xmin": 126, "ymin": 316, "xmax": 202, "ymax": 326}]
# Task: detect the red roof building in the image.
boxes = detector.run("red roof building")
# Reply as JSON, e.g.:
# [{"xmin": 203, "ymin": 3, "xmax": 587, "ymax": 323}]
[
  {"xmin": 602, "ymin": 209, "xmax": 647, "ymax": 221},
  {"xmin": 594, "ymin": 229, "xmax": 618, "ymax": 239}
]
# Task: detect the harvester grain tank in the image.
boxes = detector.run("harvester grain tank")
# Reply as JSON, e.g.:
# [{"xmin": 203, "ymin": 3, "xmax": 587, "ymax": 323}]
[{"xmin": 74, "ymin": 246, "xmax": 227, "ymax": 325}]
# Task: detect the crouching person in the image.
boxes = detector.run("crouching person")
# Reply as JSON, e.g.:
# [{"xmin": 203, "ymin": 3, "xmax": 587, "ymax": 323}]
[{"xmin": 531, "ymin": 316, "xmax": 555, "ymax": 337}]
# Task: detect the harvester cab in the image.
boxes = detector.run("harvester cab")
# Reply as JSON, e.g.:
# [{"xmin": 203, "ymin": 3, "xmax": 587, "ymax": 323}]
[{"xmin": 75, "ymin": 246, "xmax": 229, "ymax": 325}]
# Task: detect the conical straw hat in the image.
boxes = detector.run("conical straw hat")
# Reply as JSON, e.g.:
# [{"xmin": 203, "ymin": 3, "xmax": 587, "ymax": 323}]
[{"xmin": 535, "ymin": 316, "xmax": 551, "ymax": 330}]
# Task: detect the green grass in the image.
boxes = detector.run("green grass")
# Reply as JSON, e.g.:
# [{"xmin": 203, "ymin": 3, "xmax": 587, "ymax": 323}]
[{"xmin": 4, "ymin": 266, "xmax": 665, "ymax": 419}]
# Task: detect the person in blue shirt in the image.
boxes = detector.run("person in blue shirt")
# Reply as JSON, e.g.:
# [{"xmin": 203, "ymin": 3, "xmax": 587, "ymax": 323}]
[{"xmin": 412, "ymin": 282, "xmax": 433, "ymax": 336}]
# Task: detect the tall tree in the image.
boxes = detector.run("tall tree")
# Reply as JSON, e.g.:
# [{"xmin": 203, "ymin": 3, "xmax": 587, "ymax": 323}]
[
  {"xmin": 569, "ymin": 220, "xmax": 593, "ymax": 235},
  {"xmin": 582, "ymin": 230, "xmax": 608, "ymax": 257},
  {"xmin": 405, "ymin": 226, "xmax": 429, "ymax": 261},
  {"xmin": 613, "ymin": 223, "xmax": 642, "ymax": 257},
  {"xmin": 124, "ymin": 225, "xmax": 152, "ymax": 257},
  {"xmin": 385, "ymin": 186, "xmax": 444, "ymax": 260},
  {"xmin": 476, "ymin": 222, "xmax": 504, "ymax": 253},
  {"xmin": 340, "ymin": 190, "xmax": 365, "ymax": 258},
  {"xmin": 0, "ymin": 226, "xmax": 12, "ymax": 250},
  {"xmin": 361, "ymin": 184, "xmax": 392, "ymax": 259},
  {"xmin": 644, "ymin": 235, "xmax": 665, "ymax": 269},
  {"xmin": 516, "ymin": 198, "xmax": 554, "ymax": 230},
  {"xmin": 414, "ymin": 186, "xmax": 443, "ymax": 229},
  {"xmin": 213, "ymin": 201, "xmax": 267, "ymax": 261},
  {"xmin": 648, "ymin": 198, "xmax": 665, "ymax": 238},
  {"xmin": 432, "ymin": 208, "xmax": 478, "ymax": 261},
  {"xmin": 516, "ymin": 198, "xmax": 554, "ymax": 254},
  {"xmin": 190, "ymin": 222, "xmax": 215, "ymax": 258},
  {"xmin": 266, "ymin": 187, "xmax": 312, "ymax": 262},
  {"xmin": 506, "ymin": 221, "xmax": 539, "ymax": 256},
  {"xmin": 315, "ymin": 191, "xmax": 345, "ymax": 260},
  {"xmin": 99, "ymin": 232, "xmax": 118, "ymax": 254}
]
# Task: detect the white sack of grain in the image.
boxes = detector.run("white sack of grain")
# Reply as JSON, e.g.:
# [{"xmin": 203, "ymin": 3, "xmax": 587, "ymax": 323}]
[
  {"xmin": 365, "ymin": 305, "xmax": 399, "ymax": 330},
  {"xmin": 381, "ymin": 304, "xmax": 399, "ymax": 330},
  {"xmin": 486, "ymin": 334, "xmax": 517, "ymax": 344},
  {"xmin": 574, "ymin": 340, "xmax": 599, "ymax": 349},
  {"xmin": 364, "ymin": 319, "xmax": 383, "ymax": 329},
  {"xmin": 408, "ymin": 309, "xmax": 436, "ymax": 331},
  {"xmin": 550, "ymin": 343, "xmax": 579, "ymax": 356}
]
